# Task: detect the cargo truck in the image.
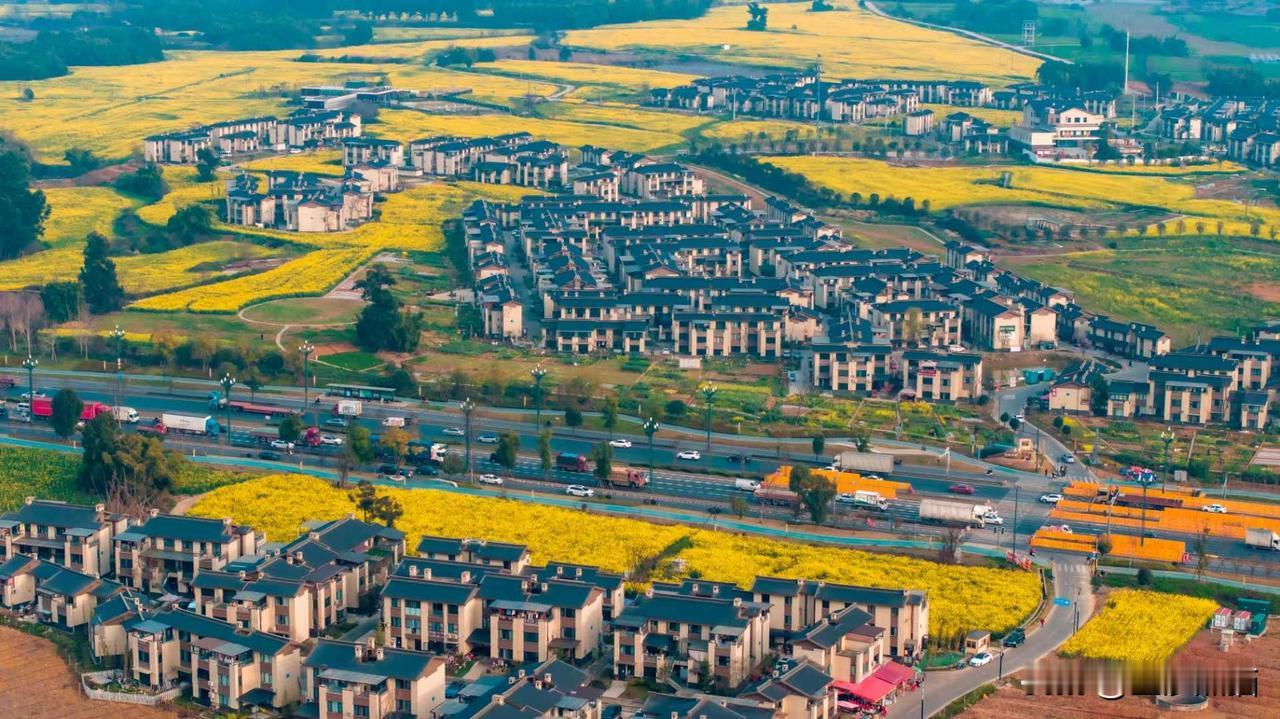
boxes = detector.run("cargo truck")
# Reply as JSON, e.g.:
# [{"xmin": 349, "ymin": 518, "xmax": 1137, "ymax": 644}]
[
  {"xmin": 1245, "ymin": 528, "xmax": 1280, "ymax": 551},
  {"xmin": 918, "ymin": 499, "xmax": 992, "ymax": 527},
  {"xmin": 603, "ymin": 467, "xmax": 648, "ymax": 489},
  {"xmin": 555, "ymin": 452, "xmax": 589, "ymax": 472},
  {"xmin": 754, "ymin": 485, "xmax": 798, "ymax": 506},
  {"xmin": 112, "ymin": 406, "xmax": 140, "ymax": 424},
  {"xmin": 30, "ymin": 396, "xmax": 53, "ymax": 418},
  {"xmin": 80, "ymin": 402, "xmax": 112, "ymax": 421},
  {"xmin": 334, "ymin": 400, "xmax": 363, "ymax": 417},
  {"xmin": 838, "ymin": 489, "xmax": 889, "ymax": 511},
  {"xmin": 835, "ymin": 451, "xmax": 896, "ymax": 475},
  {"xmin": 161, "ymin": 412, "xmax": 220, "ymax": 436}
]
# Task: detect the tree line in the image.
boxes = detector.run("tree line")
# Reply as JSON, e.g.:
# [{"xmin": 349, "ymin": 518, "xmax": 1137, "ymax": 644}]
[{"xmin": 0, "ymin": 25, "xmax": 164, "ymax": 81}]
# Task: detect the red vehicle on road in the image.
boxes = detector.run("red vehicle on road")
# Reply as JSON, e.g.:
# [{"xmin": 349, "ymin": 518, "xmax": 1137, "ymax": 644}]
[{"xmin": 948, "ymin": 483, "xmax": 976, "ymax": 495}]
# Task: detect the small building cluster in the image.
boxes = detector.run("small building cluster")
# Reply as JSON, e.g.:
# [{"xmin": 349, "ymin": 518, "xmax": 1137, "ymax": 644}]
[
  {"xmin": 0, "ymin": 496, "xmax": 934, "ymax": 718},
  {"xmin": 1159, "ymin": 96, "xmax": 1280, "ymax": 166},
  {"xmin": 649, "ymin": 72, "xmax": 1124, "ymax": 162},
  {"xmin": 144, "ymin": 110, "xmax": 363, "ymax": 164}
]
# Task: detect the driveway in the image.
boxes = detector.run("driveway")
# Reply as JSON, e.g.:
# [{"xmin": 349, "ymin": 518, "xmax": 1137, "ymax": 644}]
[{"xmin": 889, "ymin": 558, "xmax": 1094, "ymax": 718}]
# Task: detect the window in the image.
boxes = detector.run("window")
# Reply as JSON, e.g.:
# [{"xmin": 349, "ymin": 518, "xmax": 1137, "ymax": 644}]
[
  {"xmin": 218, "ymin": 674, "xmax": 229, "ymax": 686},
  {"xmin": 262, "ymin": 671, "xmax": 272, "ymax": 685},
  {"xmin": 328, "ymin": 701, "xmax": 343, "ymax": 713},
  {"xmin": 354, "ymin": 704, "xmax": 370, "ymax": 717},
  {"xmin": 524, "ymin": 631, "xmax": 539, "ymax": 644},
  {"xmin": 398, "ymin": 699, "xmax": 414, "ymax": 712}
]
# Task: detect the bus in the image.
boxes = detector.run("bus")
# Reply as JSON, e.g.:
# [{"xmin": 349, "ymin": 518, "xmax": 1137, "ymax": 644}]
[{"xmin": 325, "ymin": 384, "xmax": 397, "ymax": 402}]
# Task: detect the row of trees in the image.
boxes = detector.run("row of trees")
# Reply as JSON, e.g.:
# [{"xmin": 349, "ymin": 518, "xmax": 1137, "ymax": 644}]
[{"xmin": 0, "ymin": 25, "xmax": 164, "ymax": 82}]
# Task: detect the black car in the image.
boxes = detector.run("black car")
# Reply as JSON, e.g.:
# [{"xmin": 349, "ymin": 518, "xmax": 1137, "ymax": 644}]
[
  {"xmin": 726, "ymin": 454, "xmax": 753, "ymax": 464},
  {"xmin": 377, "ymin": 464, "xmax": 398, "ymax": 476},
  {"xmin": 1001, "ymin": 628, "xmax": 1026, "ymax": 648},
  {"xmin": 258, "ymin": 450, "xmax": 282, "ymax": 461},
  {"xmin": 418, "ymin": 465, "xmax": 440, "ymax": 477}
]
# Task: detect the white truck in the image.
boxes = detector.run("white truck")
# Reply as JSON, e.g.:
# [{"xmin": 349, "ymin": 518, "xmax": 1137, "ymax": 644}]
[
  {"xmin": 112, "ymin": 406, "xmax": 140, "ymax": 424},
  {"xmin": 734, "ymin": 478, "xmax": 762, "ymax": 492},
  {"xmin": 334, "ymin": 400, "xmax": 363, "ymax": 418},
  {"xmin": 918, "ymin": 499, "xmax": 992, "ymax": 527},
  {"xmin": 835, "ymin": 451, "xmax": 895, "ymax": 475},
  {"xmin": 839, "ymin": 490, "xmax": 889, "ymax": 511},
  {"xmin": 161, "ymin": 412, "xmax": 219, "ymax": 436},
  {"xmin": 382, "ymin": 416, "xmax": 407, "ymax": 428},
  {"xmin": 1245, "ymin": 528, "xmax": 1280, "ymax": 551}
]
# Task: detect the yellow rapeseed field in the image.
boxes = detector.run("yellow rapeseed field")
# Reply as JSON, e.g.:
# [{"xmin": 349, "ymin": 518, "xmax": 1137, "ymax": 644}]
[
  {"xmin": 131, "ymin": 247, "xmax": 374, "ymax": 312},
  {"xmin": 919, "ymin": 104, "xmax": 1023, "ymax": 127},
  {"xmin": 0, "ymin": 240, "xmax": 275, "ymax": 293},
  {"xmin": 768, "ymin": 156, "xmax": 1280, "ymax": 237},
  {"xmin": 540, "ymin": 100, "xmax": 712, "ymax": 136},
  {"xmin": 41, "ymin": 186, "xmax": 141, "ymax": 247},
  {"xmin": 371, "ymin": 108, "xmax": 684, "ymax": 152},
  {"xmin": 135, "ymin": 166, "xmax": 226, "ymax": 226},
  {"xmin": 189, "ymin": 474, "xmax": 1042, "ymax": 638},
  {"xmin": 0, "ymin": 44, "xmax": 555, "ymax": 163},
  {"xmin": 1060, "ymin": 589, "xmax": 1217, "ymax": 664},
  {"xmin": 474, "ymin": 59, "xmax": 698, "ymax": 92},
  {"xmin": 565, "ymin": 3, "xmax": 1037, "ymax": 84},
  {"xmin": 237, "ymin": 150, "xmax": 345, "ymax": 176},
  {"xmin": 697, "ymin": 118, "xmax": 819, "ymax": 142}
]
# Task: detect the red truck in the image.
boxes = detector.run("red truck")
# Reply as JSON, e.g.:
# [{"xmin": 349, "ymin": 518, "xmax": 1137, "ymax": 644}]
[
  {"xmin": 555, "ymin": 452, "xmax": 589, "ymax": 472},
  {"xmin": 137, "ymin": 419, "xmax": 167, "ymax": 437},
  {"xmin": 229, "ymin": 400, "xmax": 297, "ymax": 416},
  {"xmin": 603, "ymin": 467, "xmax": 648, "ymax": 489},
  {"xmin": 0, "ymin": 376, "xmax": 15, "ymax": 389},
  {"xmin": 31, "ymin": 396, "xmax": 53, "ymax": 418},
  {"xmin": 81, "ymin": 402, "xmax": 112, "ymax": 421}
]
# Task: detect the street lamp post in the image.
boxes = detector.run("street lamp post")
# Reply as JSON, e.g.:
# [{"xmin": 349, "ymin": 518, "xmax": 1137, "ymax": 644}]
[
  {"xmin": 531, "ymin": 365, "xmax": 547, "ymax": 428},
  {"xmin": 1010, "ymin": 485, "xmax": 1020, "ymax": 553},
  {"xmin": 220, "ymin": 373, "xmax": 236, "ymax": 445},
  {"xmin": 643, "ymin": 417, "xmax": 659, "ymax": 484},
  {"xmin": 1160, "ymin": 427, "xmax": 1174, "ymax": 491},
  {"xmin": 700, "ymin": 384, "xmax": 717, "ymax": 453},
  {"xmin": 1139, "ymin": 471, "xmax": 1151, "ymax": 546},
  {"xmin": 21, "ymin": 355, "xmax": 37, "ymax": 422},
  {"xmin": 299, "ymin": 341, "xmax": 315, "ymax": 426},
  {"xmin": 461, "ymin": 398, "xmax": 475, "ymax": 482},
  {"xmin": 110, "ymin": 325, "xmax": 126, "ymax": 411}
]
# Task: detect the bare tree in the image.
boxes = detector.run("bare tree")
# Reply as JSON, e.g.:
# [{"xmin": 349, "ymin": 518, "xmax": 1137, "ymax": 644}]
[{"xmin": 939, "ymin": 526, "xmax": 966, "ymax": 564}]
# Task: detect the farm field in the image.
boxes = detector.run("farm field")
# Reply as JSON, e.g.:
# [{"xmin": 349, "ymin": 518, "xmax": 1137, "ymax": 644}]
[
  {"xmin": 695, "ymin": 117, "xmax": 819, "ymax": 143},
  {"xmin": 538, "ymin": 100, "xmax": 713, "ymax": 136},
  {"xmin": 474, "ymin": 59, "xmax": 698, "ymax": 93},
  {"xmin": 0, "ymin": 241, "xmax": 280, "ymax": 294},
  {"xmin": 370, "ymin": 108, "xmax": 686, "ymax": 153},
  {"xmin": 766, "ymin": 156, "xmax": 1280, "ymax": 237},
  {"xmin": 1059, "ymin": 589, "xmax": 1218, "ymax": 665},
  {"xmin": 1010, "ymin": 237, "xmax": 1280, "ymax": 343},
  {"xmin": 564, "ymin": 3, "xmax": 1038, "ymax": 83},
  {"xmin": 190, "ymin": 474, "xmax": 1042, "ymax": 639},
  {"xmin": 237, "ymin": 150, "xmax": 345, "ymax": 176},
  {"xmin": 41, "ymin": 186, "xmax": 141, "ymax": 247},
  {"xmin": 919, "ymin": 104, "xmax": 1022, "ymax": 127},
  {"xmin": 0, "ymin": 42, "xmax": 552, "ymax": 164},
  {"xmin": 0, "ymin": 625, "xmax": 181, "ymax": 719}
]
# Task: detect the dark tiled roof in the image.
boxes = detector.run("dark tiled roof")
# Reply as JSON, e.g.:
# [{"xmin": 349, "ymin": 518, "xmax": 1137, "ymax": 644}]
[
  {"xmin": 305, "ymin": 638, "xmax": 439, "ymax": 681},
  {"xmin": 2, "ymin": 500, "xmax": 102, "ymax": 530}
]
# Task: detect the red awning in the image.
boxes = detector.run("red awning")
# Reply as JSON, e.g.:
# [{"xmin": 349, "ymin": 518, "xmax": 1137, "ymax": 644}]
[
  {"xmin": 872, "ymin": 661, "xmax": 916, "ymax": 687},
  {"xmin": 832, "ymin": 680, "xmax": 860, "ymax": 693},
  {"xmin": 847, "ymin": 676, "xmax": 896, "ymax": 703}
]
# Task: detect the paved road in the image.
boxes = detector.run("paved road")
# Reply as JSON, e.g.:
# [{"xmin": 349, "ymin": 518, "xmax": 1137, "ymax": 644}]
[{"xmin": 889, "ymin": 558, "xmax": 1095, "ymax": 719}]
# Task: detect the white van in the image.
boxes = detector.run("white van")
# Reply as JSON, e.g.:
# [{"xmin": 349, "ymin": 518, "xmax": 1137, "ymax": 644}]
[{"xmin": 734, "ymin": 478, "xmax": 761, "ymax": 492}]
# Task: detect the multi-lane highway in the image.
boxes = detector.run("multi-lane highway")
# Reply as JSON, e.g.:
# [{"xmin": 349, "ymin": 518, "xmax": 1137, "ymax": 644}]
[{"xmin": 3, "ymin": 368, "xmax": 1274, "ymax": 564}]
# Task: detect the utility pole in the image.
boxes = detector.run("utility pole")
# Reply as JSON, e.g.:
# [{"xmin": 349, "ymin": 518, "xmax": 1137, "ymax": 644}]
[
  {"xmin": 110, "ymin": 325, "xmax": 126, "ymax": 411},
  {"xmin": 462, "ymin": 398, "xmax": 475, "ymax": 483},
  {"xmin": 701, "ymin": 384, "xmax": 717, "ymax": 453},
  {"xmin": 220, "ymin": 373, "xmax": 236, "ymax": 445},
  {"xmin": 531, "ymin": 365, "xmax": 547, "ymax": 428},
  {"xmin": 1123, "ymin": 29, "xmax": 1131, "ymax": 96},
  {"xmin": 21, "ymin": 355, "xmax": 37, "ymax": 422},
  {"xmin": 299, "ymin": 340, "xmax": 314, "ymax": 427},
  {"xmin": 1011, "ymin": 485, "xmax": 1020, "ymax": 553},
  {"xmin": 644, "ymin": 417, "xmax": 659, "ymax": 485},
  {"xmin": 1160, "ymin": 427, "xmax": 1174, "ymax": 491}
]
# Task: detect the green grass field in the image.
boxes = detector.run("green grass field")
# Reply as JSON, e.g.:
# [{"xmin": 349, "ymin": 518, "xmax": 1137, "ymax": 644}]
[{"xmin": 1010, "ymin": 237, "xmax": 1280, "ymax": 344}]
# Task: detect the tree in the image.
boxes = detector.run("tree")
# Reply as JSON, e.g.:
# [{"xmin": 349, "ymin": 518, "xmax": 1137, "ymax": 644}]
[
  {"xmin": 114, "ymin": 162, "xmax": 166, "ymax": 200},
  {"xmin": 939, "ymin": 526, "xmax": 966, "ymax": 564},
  {"xmin": 592, "ymin": 441, "xmax": 613, "ymax": 483},
  {"xmin": 442, "ymin": 453, "xmax": 466, "ymax": 477},
  {"xmin": 495, "ymin": 431, "xmax": 520, "ymax": 469},
  {"xmin": 195, "ymin": 146, "xmax": 220, "ymax": 181},
  {"xmin": 1089, "ymin": 373, "xmax": 1110, "ymax": 417},
  {"xmin": 790, "ymin": 465, "xmax": 836, "ymax": 524},
  {"xmin": 812, "ymin": 434, "xmax": 825, "ymax": 459},
  {"xmin": 354, "ymin": 264, "xmax": 423, "ymax": 352},
  {"xmin": 729, "ymin": 496, "xmax": 749, "ymax": 518},
  {"xmin": 348, "ymin": 425, "xmax": 375, "ymax": 463},
  {"xmin": 601, "ymin": 397, "xmax": 618, "ymax": 438},
  {"xmin": 278, "ymin": 414, "xmax": 303, "ymax": 443},
  {"xmin": 50, "ymin": 388, "xmax": 84, "ymax": 439},
  {"xmin": 167, "ymin": 204, "xmax": 212, "ymax": 244},
  {"xmin": 1136, "ymin": 567, "xmax": 1153, "ymax": 586},
  {"xmin": 349, "ymin": 480, "xmax": 379, "ymax": 523},
  {"xmin": 79, "ymin": 413, "xmax": 183, "ymax": 510},
  {"xmin": 336, "ymin": 450, "xmax": 355, "ymax": 488},
  {"xmin": 40, "ymin": 281, "xmax": 81, "ymax": 324},
  {"xmin": 746, "ymin": 2, "xmax": 768, "ymax": 30},
  {"xmin": 564, "ymin": 406, "xmax": 583, "ymax": 432},
  {"xmin": 849, "ymin": 423, "xmax": 871, "ymax": 453},
  {"xmin": 80, "ymin": 232, "xmax": 124, "ymax": 313},
  {"xmin": 1193, "ymin": 527, "xmax": 1210, "ymax": 581},
  {"xmin": 64, "ymin": 148, "xmax": 100, "ymax": 175},
  {"xmin": 380, "ymin": 427, "xmax": 410, "ymax": 466},
  {"xmin": 371, "ymin": 493, "xmax": 404, "ymax": 528},
  {"xmin": 538, "ymin": 429, "xmax": 552, "ymax": 480},
  {"xmin": 0, "ymin": 149, "xmax": 49, "ymax": 260},
  {"xmin": 243, "ymin": 372, "xmax": 264, "ymax": 402}
]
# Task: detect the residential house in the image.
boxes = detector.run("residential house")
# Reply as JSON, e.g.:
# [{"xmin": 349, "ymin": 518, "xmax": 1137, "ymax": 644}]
[{"xmin": 0, "ymin": 497, "xmax": 127, "ymax": 576}]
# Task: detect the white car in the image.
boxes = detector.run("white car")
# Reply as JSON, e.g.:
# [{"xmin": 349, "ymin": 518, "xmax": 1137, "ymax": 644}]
[
  {"xmin": 1039, "ymin": 493, "xmax": 1064, "ymax": 504},
  {"xmin": 565, "ymin": 485, "xmax": 594, "ymax": 498},
  {"xmin": 968, "ymin": 652, "xmax": 993, "ymax": 667},
  {"xmin": 948, "ymin": 344, "xmax": 967, "ymax": 353},
  {"xmin": 982, "ymin": 511, "xmax": 1003, "ymax": 526},
  {"xmin": 384, "ymin": 472, "xmax": 407, "ymax": 482},
  {"xmin": 269, "ymin": 439, "xmax": 295, "ymax": 451},
  {"xmin": 1014, "ymin": 411, "xmax": 1025, "ymax": 421},
  {"xmin": 676, "ymin": 450, "xmax": 701, "ymax": 461},
  {"xmin": 609, "ymin": 438, "xmax": 633, "ymax": 448},
  {"xmin": 836, "ymin": 493, "xmax": 857, "ymax": 504},
  {"xmin": 442, "ymin": 427, "xmax": 465, "ymax": 437},
  {"xmin": 477, "ymin": 433, "xmax": 499, "ymax": 444},
  {"xmin": 1202, "ymin": 503, "xmax": 1228, "ymax": 514},
  {"xmin": 1045, "ymin": 524, "xmax": 1072, "ymax": 534},
  {"xmin": 20, "ymin": 391, "xmax": 45, "ymax": 400},
  {"xmin": 478, "ymin": 473, "xmax": 504, "ymax": 486},
  {"xmin": 320, "ymin": 434, "xmax": 344, "ymax": 446}
]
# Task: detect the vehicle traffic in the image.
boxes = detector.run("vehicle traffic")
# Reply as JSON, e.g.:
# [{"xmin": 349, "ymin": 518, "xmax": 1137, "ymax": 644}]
[
  {"xmin": 1202, "ymin": 503, "xmax": 1228, "ymax": 514},
  {"xmin": 442, "ymin": 427, "xmax": 465, "ymax": 436},
  {"xmin": 478, "ymin": 474, "xmax": 504, "ymax": 486},
  {"xmin": 608, "ymin": 438, "xmax": 632, "ymax": 448},
  {"xmin": 477, "ymin": 433, "xmax": 499, "ymax": 444},
  {"xmin": 948, "ymin": 483, "xmax": 976, "ymax": 495},
  {"xmin": 565, "ymin": 485, "xmax": 594, "ymax": 497},
  {"xmin": 1039, "ymin": 493, "xmax": 1063, "ymax": 504},
  {"xmin": 676, "ymin": 450, "xmax": 701, "ymax": 460}
]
